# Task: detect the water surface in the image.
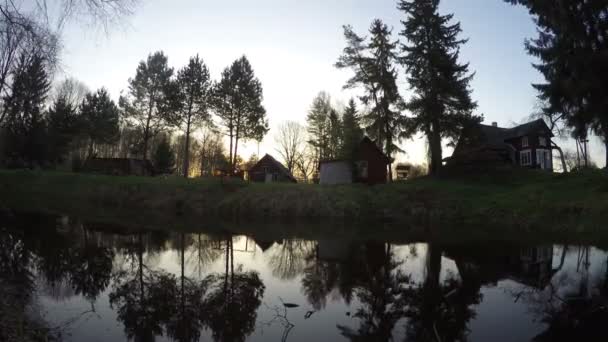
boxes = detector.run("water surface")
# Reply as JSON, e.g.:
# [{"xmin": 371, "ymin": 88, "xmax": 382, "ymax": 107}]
[{"xmin": 1, "ymin": 212, "xmax": 608, "ymax": 341}]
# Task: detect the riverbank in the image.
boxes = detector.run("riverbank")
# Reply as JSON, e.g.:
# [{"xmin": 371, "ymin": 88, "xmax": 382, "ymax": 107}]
[{"xmin": 0, "ymin": 169, "xmax": 606, "ymax": 234}]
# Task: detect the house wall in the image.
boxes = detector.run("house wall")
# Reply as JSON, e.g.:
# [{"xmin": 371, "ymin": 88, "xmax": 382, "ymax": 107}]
[
  {"xmin": 509, "ymin": 134, "xmax": 553, "ymax": 171},
  {"xmin": 355, "ymin": 142, "xmax": 388, "ymax": 184},
  {"xmin": 319, "ymin": 161, "xmax": 352, "ymax": 185}
]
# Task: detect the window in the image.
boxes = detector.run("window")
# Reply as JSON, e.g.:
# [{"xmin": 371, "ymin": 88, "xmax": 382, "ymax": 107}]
[
  {"xmin": 520, "ymin": 150, "xmax": 532, "ymax": 166},
  {"xmin": 355, "ymin": 161, "xmax": 368, "ymax": 178},
  {"xmin": 536, "ymin": 149, "xmax": 552, "ymax": 170},
  {"xmin": 539, "ymin": 136, "xmax": 547, "ymax": 147},
  {"xmin": 522, "ymin": 136, "xmax": 529, "ymax": 147}
]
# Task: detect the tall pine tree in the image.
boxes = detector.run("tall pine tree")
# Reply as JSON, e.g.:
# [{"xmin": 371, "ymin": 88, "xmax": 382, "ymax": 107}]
[
  {"xmin": 171, "ymin": 54, "xmax": 212, "ymax": 177},
  {"xmin": 399, "ymin": 0, "xmax": 480, "ymax": 175},
  {"xmin": 212, "ymin": 56, "xmax": 268, "ymax": 172},
  {"xmin": 47, "ymin": 96, "xmax": 80, "ymax": 165},
  {"xmin": 340, "ymin": 99, "xmax": 363, "ymax": 160},
  {"xmin": 505, "ymin": 0, "xmax": 608, "ymax": 168},
  {"xmin": 1, "ymin": 53, "xmax": 51, "ymax": 168},
  {"xmin": 120, "ymin": 51, "xmax": 175, "ymax": 161},
  {"xmin": 306, "ymin": 92, "xmax": 332, "ymax": 167},
  {"xmin": 336, "ymin": 19, "xmax": 404, "ymax": 180}
]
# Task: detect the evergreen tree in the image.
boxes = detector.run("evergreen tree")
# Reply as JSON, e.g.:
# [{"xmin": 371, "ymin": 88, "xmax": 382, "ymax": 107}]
[
  {"xmin": 170, "ymin": 54, "xmax": 212, "ymax": 178},
  {"xmin": 341, "ymin": 99, "xmax": 364, "ymax": 160},
  {"xmin": 153, "ymin": 136, "xmax": 176, "ymax": 174},
  {"xmin": 1, "ymin": 53, "xmax": 51, "ymax": 168},
  {"xmin": 212, "ymin": 56, "xmax": 268, "ymax": 172},
  {"xmin": 399, "ymin": 0, "xmax": 480, "ymax": 175},
  {"xmin": 336, "ymin": 19, "xmax": 404, "ymax": 180},
  {"xmin": 120, "ymin": 51, "xmax": 175, "ymax": 161},
  {"xmin": 505, "ymin": 0, "xmax": 608, "ymax": 168},
  {"xmin": 306, "ymin": 92, "xmax": 332, "ymax": 167},
  {"xmin": 328, "ymin": 108, "xmax": 343, "ymax": 160},
  {"xmin": 47, "ymin": 96, "xmax": 80, "ymax": 164},
  {"xmin": 80, "ymin": 88, "xmax": 120, "ymax": 159}
]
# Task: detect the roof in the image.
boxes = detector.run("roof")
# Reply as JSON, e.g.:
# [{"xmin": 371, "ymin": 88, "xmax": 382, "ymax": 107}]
[
  {"xmin": 319, "ymin": 136, "xmax": 390, "ymax": 165},
  {"xmin": 464, "ymin": 119, "xmax": 554, "ymax": 150},
  {"xmin": 250, "ymin": 154, "xmax": 297, "ymax": 182}
]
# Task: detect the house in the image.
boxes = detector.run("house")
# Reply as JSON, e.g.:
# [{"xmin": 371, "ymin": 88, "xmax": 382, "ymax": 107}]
[
  {"xmin": 319, "ymin": 137, "xmax": 390, "ymax": 185},
  {"xmin": 447, "ymin": 119, "xmax": 555, "ymax": 171},
  {"xmin": 81, "ymin": 158, "xmax": 154, "ymax": 176},
  {"xmin": 395, "ymin": 163, "xmax": 412, "ymax": 181},
  {"xmin": 247, "ymin": 154, "xmax": 297, "ymax": 183}
]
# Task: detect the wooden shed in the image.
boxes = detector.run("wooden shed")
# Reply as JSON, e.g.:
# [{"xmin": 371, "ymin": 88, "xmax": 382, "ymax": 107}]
[
  {"xmin": 247, "ymin": 154, "xmax": 297, "ymax": 183},
  {"xmin": 319, "ymin": 137, "xmax": 390, "ymax": 185}
]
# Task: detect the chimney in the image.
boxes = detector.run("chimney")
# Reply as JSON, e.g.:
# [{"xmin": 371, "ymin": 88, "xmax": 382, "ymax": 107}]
[{"xmin": 492, "ymin": 122, "xmax": 498, "ymax": 127}]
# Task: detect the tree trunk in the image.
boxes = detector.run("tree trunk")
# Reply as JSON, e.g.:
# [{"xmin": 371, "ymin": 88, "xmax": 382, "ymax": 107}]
[
  {"xmin": 183, "ymin": 116, "xmax": 191, "ymax": 178},
  {"xmin": 551, "ymin": 142, "xmax": 568, "ymax": 173},
  {"xmin": 87, "ymin": 139, "xmax": 95, "ymax": 160},
  {"xmin": 143, "ymin": 98, "xmax": 154, "ymax": 162},
  {"xmin": 228, "ymin": 123, "xmax": 233, "ymax": 174},
  {"xmin": 429, "ymin": 123, "xmax": 443, "ymax": 176},
  {"xmin": 605, "ymin": 140, "xmax": 608, "ymax": 170}
]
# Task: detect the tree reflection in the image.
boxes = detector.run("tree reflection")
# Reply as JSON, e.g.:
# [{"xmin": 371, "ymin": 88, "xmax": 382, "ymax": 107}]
[
  {"xmin": 164, "ymin": 233, "xmax": 207, "ymax": 342},
  {"xmin": 202, "ymin": 235, "xmax": 266, "ymax": 342},
  {"xmin": 268, "ymin": 239, "xmax": 315, "ymax": 280},
  {"xmin": 109, "ymin": 232, "xmax": 174, "ymax": 342},
  {"xmin": 337, "ymin": 242, "xmax": 411, "ymax": 341}
]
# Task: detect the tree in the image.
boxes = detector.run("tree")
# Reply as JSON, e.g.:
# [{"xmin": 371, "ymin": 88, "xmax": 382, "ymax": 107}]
[
  {"xmin": 275, "ymin": 121, "xmax": 306, "ymax": 173},
  {"xmin": 340, "ymin": 99, "xmax": 363, "ymax": 160},
  {"xmin": 212, "ymin": 56, "xmax": 268, "ymax": 173},
  {"xmin": 504, "ymin": 0, "xmax": 608, "ymax": 168},
  {"xmin": 0, "ymin": 0, "xmax": 139, "ymax": 125},
  {"xmin": 336, "ymin": 20, "xmax": 405, "ymax": 180},
  {"xmin": 51, "ymin": 77, "xmax": 90, "ymax": 108},
  {"xmin": 80, "ymin": 88, "xmax": 120, "ymax": 159},
  {"xmin": 47, "ymin": 96, "xmax": 80, "ymax": 164},
  {"xmin": 153, "ymin": 135, "xmax": 176, "ymax": 174},
  {"xmin": 1, "ymin": 53, "xmax": 51, "ymax": 167},
  {"xmin": 120, "ymin": 51, "xmax": 176, "ymax": 161},
  {"xmin": 171, "ymin": 54, "xmax": 212, "ymax": 178},
  {"xmin": 399, "ymin": 0, "xmax": 480, "ymax": 176},
  {"xmin": 306, "ymin": 92, "xmax": 332, "ymax": 167}
]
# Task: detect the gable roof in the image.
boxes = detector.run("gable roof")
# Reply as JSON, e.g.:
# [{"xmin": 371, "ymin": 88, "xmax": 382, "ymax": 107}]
[
  {"xmin": 360, "ymin": 136, "xmax": 391, "ymax": 164},
  {"xmin": 250, "ymin": 154, "xmax": 297, "ymax": 182},
  {"xmin": 470, "ymin": 119, "xmax": 554, "ymax": 148}
]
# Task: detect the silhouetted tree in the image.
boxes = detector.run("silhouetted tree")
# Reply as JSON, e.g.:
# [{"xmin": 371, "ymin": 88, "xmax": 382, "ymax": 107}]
[
  {"xmin": 170, "ymin": 54, "xmax": 212, "ymax": 178},
  {"xmin": 336, "ymin": 20, "xmax": 405, "ymax": 179},
  {"xmin": 399, "ymin": 0, "xmax": 480, "ymax": 175},
  {"xmin": 505, "ymin": 0, "xmax": 608, "ymax": 167},
  {"xmin": 212, "ymin": 56, "xmax": 268, "ymax": 173},
  {"xmin": 80, "ymin": 88, "xmax": 120, "ymax": 159},
  {"xmin": 47, "ymin": 96, "xmax": 80, "ymax": 164},
  {"xmin": 1, "ymin": 53, "xmax": 50, "ymax": 168},
  {"xmin": 340, "ymin": 99, "xmax": 363, "ymax": 160},
  {"xmin": 306, "ymin": 92, "xmax": 332, "ymax": 167},
  {"xmin": 153, "ymin": 135, "xmax": 176, "ymax": 174},
  {"xmin": 120, "ymin": 51, "xmax": 175, "ymax": 161}
]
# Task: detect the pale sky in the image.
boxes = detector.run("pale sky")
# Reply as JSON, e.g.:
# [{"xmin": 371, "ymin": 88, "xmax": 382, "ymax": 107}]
[{"xmin": 57, "ymin": 0, "xmax": 606, "ymax": 167}]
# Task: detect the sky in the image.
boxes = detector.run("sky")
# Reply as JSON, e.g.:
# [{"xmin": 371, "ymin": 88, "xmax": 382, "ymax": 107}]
[{"xmin": 58, "ymin": 0, "xmax": 606, "ymax": 167}]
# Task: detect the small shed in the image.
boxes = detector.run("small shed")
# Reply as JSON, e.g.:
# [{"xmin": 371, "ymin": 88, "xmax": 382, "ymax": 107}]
[
  {"xmin": 319, "ymin": 137, "xmax": 390, "ymax": 185},
  {"xmin": 82, "ymin": 158, "xmax": 154, "ymax": 176},
  {"xmin": 248, "ymin": 154, "xmax": 297, "ymax": 183}
]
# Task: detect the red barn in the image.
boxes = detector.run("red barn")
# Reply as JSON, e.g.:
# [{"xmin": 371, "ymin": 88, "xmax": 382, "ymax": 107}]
[{"xmin": 319, "ymin": 137, "xmax": 390, "ymax": 185}]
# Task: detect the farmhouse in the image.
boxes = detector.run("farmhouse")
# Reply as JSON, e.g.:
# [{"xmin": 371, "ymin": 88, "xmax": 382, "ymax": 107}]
[
  {"xmin": 447, "ymin": 119, "xmax": 555, "ymax": 171},
  {"xmin": 81, "ymin": 158, "xmax": 154, "ymax": 176},
  {"xmin": 319, "ymin": 137, "xmax": 390, "ymax": 185},
  {"xmin": 247, "ymin": 154, "xmax": 297, "ymax": 183}
]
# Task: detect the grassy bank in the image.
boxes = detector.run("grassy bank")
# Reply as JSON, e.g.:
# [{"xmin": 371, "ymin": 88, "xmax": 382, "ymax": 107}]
[{"xmin": 0, "ymin": 169, "xmax": 606, "ymax": 234}]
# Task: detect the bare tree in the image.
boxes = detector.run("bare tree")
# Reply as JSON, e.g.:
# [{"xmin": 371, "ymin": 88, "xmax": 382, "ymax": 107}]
[
  {"xmin": 275, "ymin": 121, "xmax": 306, "ymax": 173},
  {"xmin": 294, "ymin": 145, "xmax": 317, "ymax": 183},
  {"xmin": 51, "ymin": 77, "xmax": 89, "ymax": 107}
]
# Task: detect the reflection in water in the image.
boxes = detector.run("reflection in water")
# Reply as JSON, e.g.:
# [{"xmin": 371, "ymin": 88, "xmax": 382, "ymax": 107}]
[{"xmin": 1, "ymin": 212, "xmax": 608, "ymax": 341}]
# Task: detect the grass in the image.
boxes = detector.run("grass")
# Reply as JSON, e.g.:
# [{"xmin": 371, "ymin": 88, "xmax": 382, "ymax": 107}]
[{"xmin": 0, "ymin": 168, "xmax": 606, "ymax": 236}]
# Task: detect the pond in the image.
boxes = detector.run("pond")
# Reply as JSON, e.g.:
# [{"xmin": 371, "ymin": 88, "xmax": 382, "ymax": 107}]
[{"xmin": 1, "ymin": 212, "xmax": 608, "ymax": 342}]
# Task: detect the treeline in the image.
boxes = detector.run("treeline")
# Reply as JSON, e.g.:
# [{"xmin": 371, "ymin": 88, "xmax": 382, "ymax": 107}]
[{"xmin": 0, "ymin": 50, "xmax": 269, "ymax": 177}]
